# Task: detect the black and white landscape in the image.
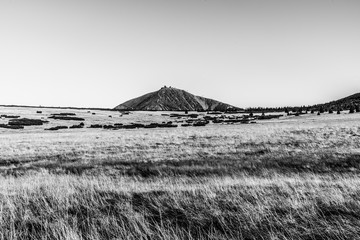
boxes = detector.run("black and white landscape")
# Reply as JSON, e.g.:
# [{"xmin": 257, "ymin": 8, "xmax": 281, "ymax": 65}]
[{"xmin": 1, "ymin": 0, "xmax": 360, "ymax": 239}]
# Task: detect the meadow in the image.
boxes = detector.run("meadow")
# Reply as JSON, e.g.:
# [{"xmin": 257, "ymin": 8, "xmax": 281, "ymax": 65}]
[{"xmin": 0, "ymin": 106, "xmax": 360, "ymax": 239}]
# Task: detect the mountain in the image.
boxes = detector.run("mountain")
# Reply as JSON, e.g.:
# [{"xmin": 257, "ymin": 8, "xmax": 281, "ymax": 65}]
[
  {"xmin": 312, "ymin": 92, "xmax": 360, "ymax": 111},
  {"xmin": 114, "ymin": 86, "xmax": 240, "ymax": 111}
]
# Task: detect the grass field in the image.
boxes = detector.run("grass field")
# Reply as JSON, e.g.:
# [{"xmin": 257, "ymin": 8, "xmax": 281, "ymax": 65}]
[{"xmin": 1, "ymin": 106, "xmax": 360, "ymax": 239}]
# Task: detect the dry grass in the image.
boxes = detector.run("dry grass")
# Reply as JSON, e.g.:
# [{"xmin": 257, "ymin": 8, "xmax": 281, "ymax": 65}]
[
  {"xmin": 1, "ymin": 115, "xmax": 360, "ymax": 176},
  {"xmin": 1, "ymin": 107, "xmax": 360, "ymax": 239},
  {"xmin": 1, "ymin": 172, "xmax": 360, "ymax": 239}
]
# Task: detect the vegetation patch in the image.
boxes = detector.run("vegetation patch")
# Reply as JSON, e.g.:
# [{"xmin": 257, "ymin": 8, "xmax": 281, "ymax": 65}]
[
  {"xmin": 0, "ymin": 124, "xmax": 24, "ymax": 129},
  {"xmin": 0, "ymin": 114, "xmax": 20, "ymax": 118},
  {"xmin": 48, "ymin": 116, "xmax": 85, "ymax": 121},
  {"xmin": 8, "ymin": 118, "xmax": 48, "ymax": 126},
  {"xmin": 45, "ymin": 126, "xmax": 69, "ymax": 131}
]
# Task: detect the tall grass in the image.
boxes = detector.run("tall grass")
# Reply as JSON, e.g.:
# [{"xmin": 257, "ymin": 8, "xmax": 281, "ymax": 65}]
[
  {"xmin": 1, "ymin": 120, "xmax": 360, "ymax": 176},
  {"xmin": 1, "ymin": 110, "xmax": 360, "ymax": 239},
  {"xmin": 1, "ymin": 172, "xmax": 360, "ymax": 239}
]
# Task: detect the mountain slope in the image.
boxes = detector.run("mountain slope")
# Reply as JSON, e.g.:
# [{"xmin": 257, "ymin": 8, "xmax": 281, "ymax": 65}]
[
  {"xmin": 114, "ymin": 86, "xmax": 239, "ymax": 111},
  {"xmin": 312, "ymin": 92, "xmax": 360, "ymax": 110}
]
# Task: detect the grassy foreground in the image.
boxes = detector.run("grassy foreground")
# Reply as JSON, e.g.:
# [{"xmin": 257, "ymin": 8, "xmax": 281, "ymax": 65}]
[
  {"xmin": 1, "ymin": 173, "xmax": 360, "ymax": 240},
  {"xmin": 1, "ymin": 111, "xmax": 360, "ymax": 239}
]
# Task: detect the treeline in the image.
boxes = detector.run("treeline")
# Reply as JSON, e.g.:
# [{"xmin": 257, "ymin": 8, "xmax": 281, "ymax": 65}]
[
  {"xmin": 244, "ymin": 104, "xmax": 360, "ymax": 114},
  {"xmin": 242, "ymin": 92, "xmax": 360, "ymax": 114}
]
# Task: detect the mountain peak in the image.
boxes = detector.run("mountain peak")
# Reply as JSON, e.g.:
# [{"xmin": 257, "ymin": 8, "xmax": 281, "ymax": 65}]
[{"xmin": 114, "ymin": 87, "xmax": 240, "ymax": 111}]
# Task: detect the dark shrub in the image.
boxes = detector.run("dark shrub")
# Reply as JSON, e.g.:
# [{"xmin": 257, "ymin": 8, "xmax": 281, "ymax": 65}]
[
  {"xmin": 1, "ymin": 115, "xmax": 20, "ymax": 119},
  {"xmin": 45, "ymin": 126, "xmax": 68, "ymax": 131},
  {"xmin": 70, "ymin": 123, "xmax": 84, "ymax": 129},
  {"xmin": 144, "ymin": 124, "xmax": 158, "ymax": 128},
  {"xmin": 349, "ymin": 106, "xmax": 355, "ymax": 114},
  {"xmin": 48, "ymin": 116, "xmax": 85, "ymax": 121},
  {"xmin": 89, "ymin": 124, "xmax": 103, "ymax": 128},
  {"xmin": 103, "ymin": 125, "xmax": 115, "ymax": 129},
  {"xmin": 193, "ymin": 121, "xmax": 207, "ymax": 127},
  {"xmin": 0, "ymin": 124, "xmax": 24, "ymax": 129},
  {"xmin": 9, "ymin": 118, "xmax": 48, "ymax": 126},
  {"xmin": 51, "ymin": 113, "xmax": 76, "ymax": 116}
]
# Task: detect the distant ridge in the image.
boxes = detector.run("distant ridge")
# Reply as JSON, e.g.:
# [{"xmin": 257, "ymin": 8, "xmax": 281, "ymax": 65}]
[
  {"xmin": 312, "ymin": 92, "xmax": 360, "ymax": 110},
  {"xmin": 114, "ymin": 86, "xmax": 240, "ymax": 111}
]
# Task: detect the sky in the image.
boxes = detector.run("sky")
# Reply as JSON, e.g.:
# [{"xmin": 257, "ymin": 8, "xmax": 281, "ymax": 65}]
[{"xmin": 0, "ymin": 0, "xmax": 359, "ymax": 108}]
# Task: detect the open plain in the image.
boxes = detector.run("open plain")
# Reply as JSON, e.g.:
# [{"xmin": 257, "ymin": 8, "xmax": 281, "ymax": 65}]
[{"xmin": 1, "ymin": 107, "xmax": 360, "ymax": 239}]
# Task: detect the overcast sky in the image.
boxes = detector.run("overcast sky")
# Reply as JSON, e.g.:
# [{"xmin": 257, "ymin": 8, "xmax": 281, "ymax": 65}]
[{"xmin": 0, "ymin": 0, "xmax": 359, "ymax": 108}]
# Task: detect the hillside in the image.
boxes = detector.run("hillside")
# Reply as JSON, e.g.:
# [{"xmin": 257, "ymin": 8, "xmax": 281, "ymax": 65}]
[
  {"xmin": 114, "ymin": 86, "xmax": 239, "ymax": 111},
  {"xmin": 312, "ymin": 92, "xmax": 360, "ymax": 111},
  {"xmin": 242, "ymin": 92, "xmax": 360, "ymax": 113}
]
